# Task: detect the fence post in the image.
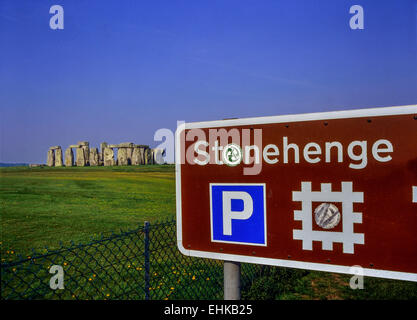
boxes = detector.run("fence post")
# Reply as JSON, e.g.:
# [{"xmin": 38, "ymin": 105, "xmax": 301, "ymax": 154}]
[
  {"xmin": 224, "ymin": 261, "xmax": 241, "ymax": 300},
  {"xmin": 144, "ymin": 221, "xmax": 150, "ymax": 300}
]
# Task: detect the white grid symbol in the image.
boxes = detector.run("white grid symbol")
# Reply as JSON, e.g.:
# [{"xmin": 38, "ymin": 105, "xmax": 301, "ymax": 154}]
[{"xmin": 292, "ymin": 182, "xmax": 364, "ymax": 254}]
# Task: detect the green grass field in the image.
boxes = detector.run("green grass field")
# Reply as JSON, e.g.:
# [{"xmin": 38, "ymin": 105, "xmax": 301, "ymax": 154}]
[
  {"xmin": 0, "ymin": 165, "xmax": 175, "ymax": 255},
  {"xmin": 1, "ymin": 165, "xmax": 416, "ymax": 300}
]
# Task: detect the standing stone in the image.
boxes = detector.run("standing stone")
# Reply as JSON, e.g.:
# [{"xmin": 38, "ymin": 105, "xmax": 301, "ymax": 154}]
[
  {"xmin": 89, "ymin": 148, "xmax": 99, "ymax": 166},
  {"xmin": 84, "ymin": 143, "xmax": 90, "ymax": 166},
  {"xmin": 55, "ymin": 147, "xmax": 63, "ymax": 167},
  {"xmin": 78, "ymin": 142, "xmax": 90, "ymax": 166},
  {"xmin": 136, "ymin": 145, "xmax": 148, "ymax": 165},
  {"xmin": 76, "ymin": 147, "xmax": 86, "ymax": 166},
  {"xmin": 126, "ymin": 147, "xmax": 133, "ymax": 165},
  {"xmin": 143, "ymin": 147, "xmax": 148, "ymax": 165},
  {"xmin": 131, "ymin": 147, "xmax": 141, "ymax": 165},
  {"xmin": 47, "ymin": 149, "xmax": 55, "ymax": 167},
  {"xmin": 139, "ymin": 147, "xmax": 145, "ymax": 165},
  {"xmin": 148, "ymin": 148, "xmax": 153, "ymax": 164},
  {"xmin": 117, "ymin": 148, "xmax": 128, "ymax": 166},
  {"xmin": 65, "ymin": 148, "xmax": 74, "ymax": 167},
  {"xmin": 103, "ymin": 147, "xmax": 115, "ymax": 166},
  {"xmin": 100, "ymin": 142, "xmax": 108, "ymax": 164},
  {"xmin": 152, "ymin": 148, "xmax": 165, "ymax": 164},
  {"xmin": 151, "ymin": 149, "xmax": 155, "ymax": 165},
  {"xmin": 144, "ymin": 147, "xmax": 153, "ymax": 165}
]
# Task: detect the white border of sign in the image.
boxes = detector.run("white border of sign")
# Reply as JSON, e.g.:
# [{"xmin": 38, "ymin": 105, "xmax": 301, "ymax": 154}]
[{"xmin": 175, "ymin": 105, "xmax": 417, "ymax": 282}]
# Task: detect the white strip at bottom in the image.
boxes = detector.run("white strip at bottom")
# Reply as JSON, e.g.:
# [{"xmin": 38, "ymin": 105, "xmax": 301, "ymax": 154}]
[{"xmin": 177, "ymin": 243, "xmax": 417, "ymax": 282}]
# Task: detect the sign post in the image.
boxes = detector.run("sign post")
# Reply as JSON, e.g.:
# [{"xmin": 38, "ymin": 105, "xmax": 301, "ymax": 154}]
[
  {"xmin": 176, "ymin": 105, "xmax": 417, "ymax": 283},
  {"xmin": 224, "ymin": 261, "xmax": 241, "ymax": 300}
]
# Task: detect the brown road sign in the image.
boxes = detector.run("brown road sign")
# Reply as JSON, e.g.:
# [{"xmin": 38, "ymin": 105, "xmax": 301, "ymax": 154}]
[{"xmin": 176, "ymin": 105, "xmax": 417, "ymax": 281}]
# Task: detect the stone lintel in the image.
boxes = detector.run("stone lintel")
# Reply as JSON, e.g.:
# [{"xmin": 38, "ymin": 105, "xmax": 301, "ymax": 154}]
[
  {"xmin": 107, "ymin": 143, "xmax": 134, "ymax": 148},
  {"xmin": 118, "ymin": 142, "xmax": 135, "ymax": 148}
]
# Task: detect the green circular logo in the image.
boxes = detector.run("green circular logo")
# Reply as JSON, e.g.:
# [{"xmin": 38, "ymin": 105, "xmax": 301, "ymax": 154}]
[{"xmin": 222, "ymin": 143, "xmax": 242, "ymax": 166}]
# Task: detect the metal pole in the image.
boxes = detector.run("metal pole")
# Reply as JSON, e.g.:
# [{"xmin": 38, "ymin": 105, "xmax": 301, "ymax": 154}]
[
  {"xmin": 224, "ymin": 261, "xmax": 241, "ymax": 300},
  {"xmin": 144, "ymin": 221, "xmax": 150, "ymax": 300}
]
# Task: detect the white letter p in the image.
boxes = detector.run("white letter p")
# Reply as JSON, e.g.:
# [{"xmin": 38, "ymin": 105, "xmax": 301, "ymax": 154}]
[{"xmin": 222, "ymin": 191, "xmax": 253, "ymax": 236}]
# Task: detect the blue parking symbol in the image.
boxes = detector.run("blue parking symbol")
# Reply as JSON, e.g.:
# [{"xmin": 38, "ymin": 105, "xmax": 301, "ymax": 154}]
[{"xmin": 210, "ymin": 184, "xmax": 267, "ymax": 246}]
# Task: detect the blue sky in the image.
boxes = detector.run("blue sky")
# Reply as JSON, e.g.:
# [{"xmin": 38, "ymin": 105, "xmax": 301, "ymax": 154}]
[{"xmin": 0, "ymin": 0, "xmax": 416, "ymax": 163}]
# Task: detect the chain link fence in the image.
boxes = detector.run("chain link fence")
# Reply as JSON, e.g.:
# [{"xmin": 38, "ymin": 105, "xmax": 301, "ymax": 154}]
[{"xmin": 1, "ymin": 219, "xmax": 261, "ymax": 300}]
